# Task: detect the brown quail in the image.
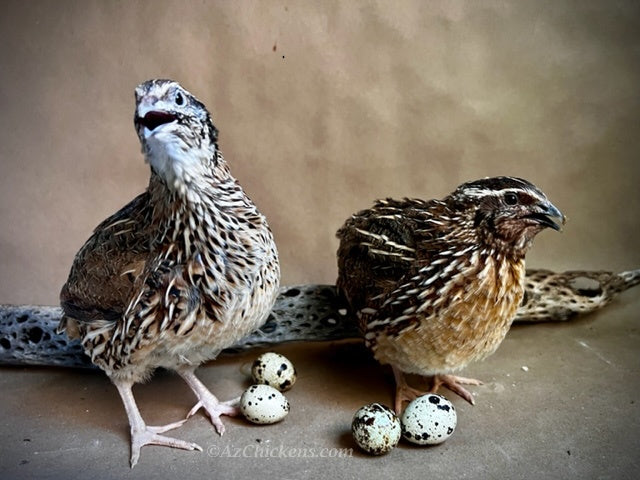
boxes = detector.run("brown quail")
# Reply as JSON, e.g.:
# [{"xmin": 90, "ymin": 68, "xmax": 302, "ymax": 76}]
[
  {"xmin": 336, "ymin": 177, "xmax": 564, "ymax": 412},
  {"xmin": 58, "ymin": 79, "xmax": 280, "ymax": 466}
]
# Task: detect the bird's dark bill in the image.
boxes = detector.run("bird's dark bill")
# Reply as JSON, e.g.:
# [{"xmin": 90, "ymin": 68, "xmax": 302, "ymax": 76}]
[{"xmin": 524, "ymin": 212, "xmax": 563, "ymax": 231}]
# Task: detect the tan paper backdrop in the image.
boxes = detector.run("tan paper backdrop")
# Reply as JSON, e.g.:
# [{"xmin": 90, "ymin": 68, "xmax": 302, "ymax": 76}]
[{"xmin": 1, "ymin": 0, "xmax": 639, "ymax": 305}]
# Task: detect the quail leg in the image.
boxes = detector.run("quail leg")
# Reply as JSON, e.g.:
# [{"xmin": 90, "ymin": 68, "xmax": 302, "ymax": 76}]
[
  {"xmin": 392, "ymin": 367, "xmax": 483, "ymax": 412},
  {"xmin": 430, "ymin": 374, "xmax": 483, "ymax": 405},
  {"xmin": 177, "ymin": 367, "xmax": 239, "ymax": 435},
  {"xmin": 392, "ymin": 366, "xmax": 427, "ymax": 414},
  {"xmin": 113, "ymin": 379, "xmax": 202, "ymax": 468}
]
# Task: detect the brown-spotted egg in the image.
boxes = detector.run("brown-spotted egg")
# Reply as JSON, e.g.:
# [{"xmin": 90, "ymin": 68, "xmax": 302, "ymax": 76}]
[
  {"xmin": 351, "ymin": 403, "xmax": 401, "ymax": 455},
  {"xmin": 240, "ymin": 384, "xmax": 290, "ymax": 424},
  {"xmin": 400, "ymin": 393, "xmax": 457, "ymax": 445},
  {"xmin": 251, "ymin": 352, "xmax": 297, "ymax": 392}
]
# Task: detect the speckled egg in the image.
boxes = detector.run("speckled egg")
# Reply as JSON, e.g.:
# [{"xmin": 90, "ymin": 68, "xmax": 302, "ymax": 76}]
[
  {"xmin": 401, "ymin": 394, "xmax": 457, "ymax": 445},
  {"xmin": 240, "ymin": 384, "xmax": 290, "ymax": 424},
  {"xmin": 351, "ymin": 403, "xmax": 401, "ymax": 455},
  {"xmin": 251, "ymin": 352, "xmax": 297, "ymax": 392}
]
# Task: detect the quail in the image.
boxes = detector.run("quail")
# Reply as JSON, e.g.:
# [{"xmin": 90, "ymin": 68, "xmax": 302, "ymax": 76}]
[
  {"xmin": 58, "ymin": 79, "xmax": 280, "ymax": 466},
  {"xmin": 336, "ymin": 177, "xmax": 564, "ymax": 412}
]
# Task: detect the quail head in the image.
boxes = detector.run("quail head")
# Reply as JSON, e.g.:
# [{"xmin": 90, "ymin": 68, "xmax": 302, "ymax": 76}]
[
  {"xmin": 59, "ymin": 79, "xmax": 280, "ymax": 466},
  {"xmin": 337, "ymin": 176, "xmax": 564, "ymax": 412}
]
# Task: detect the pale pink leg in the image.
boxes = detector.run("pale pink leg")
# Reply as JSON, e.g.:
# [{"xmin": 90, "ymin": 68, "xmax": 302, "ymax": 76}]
[
  {"xmin": 177, "ymin": 367, "xmax": 239, "ymax": 435},
  {"xmin": 392, "ymin": 366, "xmax": 427, "ymax": 414},
  {"xmin": 431, "ymin": 374, "xmax": 483, "ymax": 405},
  {"xmin": 113, "ymin": 379, "xmax": 202, "ymax": 468}
]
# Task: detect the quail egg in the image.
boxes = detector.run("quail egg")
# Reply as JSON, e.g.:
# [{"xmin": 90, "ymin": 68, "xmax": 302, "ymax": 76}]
[
  {"xmin": 240, "ymin": 384, "xmax": 290, "ymax": 424},
  {"xmin": 401, "ymin": 393, "xmax": 457, "ymax": 445},
  {"xmin": 251, "ymin": 352, "xmax": 297, "ymax": 392},
  {"xmin": 351, "ymin": 403, "xmax": 401, "ymax": 455}
]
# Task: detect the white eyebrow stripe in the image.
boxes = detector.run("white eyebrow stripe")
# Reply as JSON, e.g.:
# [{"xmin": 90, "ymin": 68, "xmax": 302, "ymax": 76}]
[{"xmin": 463, "ymin": 187, "xmax": 542, "ymax": 201}]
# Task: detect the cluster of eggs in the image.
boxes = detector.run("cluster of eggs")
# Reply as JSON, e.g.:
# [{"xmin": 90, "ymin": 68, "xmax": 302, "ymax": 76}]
[
  {"xmin": 351, "ymin": 394, "xmax": 457, "ymax": 455},
  {"xmin": 239, "ymin": 352, "xmax": 297, "ymax": 424},
  {"xmin": 237, "ymin": 351, "xmax": 458, "ymax": 455}
]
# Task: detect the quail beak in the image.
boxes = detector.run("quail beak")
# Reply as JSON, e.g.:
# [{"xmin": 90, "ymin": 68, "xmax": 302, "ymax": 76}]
[
  {"xmin": 135, "ymin": 111, "xmax": 177, "ymax": 132},
  {"xmin": 525, "ymin": 201, "xmax": 566, "ymax": 231}
]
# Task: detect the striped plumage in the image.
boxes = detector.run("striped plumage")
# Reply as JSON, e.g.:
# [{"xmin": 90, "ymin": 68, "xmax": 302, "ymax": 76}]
[
  {"xmin": 337, "ymin": 177, "xmax": 564, "ymax": 412},
  {"xmin": 58, "ymin": 79, "xmax": 279, "ymax": 467}
]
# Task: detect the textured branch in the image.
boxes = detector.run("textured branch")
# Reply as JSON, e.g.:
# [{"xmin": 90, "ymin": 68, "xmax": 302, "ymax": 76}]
[{"xmin": 1, "ymin": 268, "xmax": 638, "ymax": 370}]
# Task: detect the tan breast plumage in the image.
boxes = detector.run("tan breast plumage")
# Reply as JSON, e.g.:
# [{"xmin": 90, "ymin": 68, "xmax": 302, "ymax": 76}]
[{"xmin": 369, "ymin": 252, "xmax": 525, "ymax": 375}]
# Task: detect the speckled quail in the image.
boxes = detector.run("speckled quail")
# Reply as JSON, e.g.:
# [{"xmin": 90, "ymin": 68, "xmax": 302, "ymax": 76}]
[
  {"xmin": 58, "ymin": 79, "xmax": 280, "ymax": 467},
  {"xmin": 336, "ymin": 177, "xmax": 564, "ymax": 412}
]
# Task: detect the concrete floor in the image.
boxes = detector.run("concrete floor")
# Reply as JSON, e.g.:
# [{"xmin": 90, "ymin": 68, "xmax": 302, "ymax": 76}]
[{"xmin": 1, "ymin": 290, "xmax": 638, "ymax": 480}]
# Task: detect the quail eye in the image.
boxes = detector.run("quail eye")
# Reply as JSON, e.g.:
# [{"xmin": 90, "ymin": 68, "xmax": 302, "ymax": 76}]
[
  {"xmin": 504, "ymin": 192, "xmax": 519, "ymax": 206},
  {"xmin": 175, "ymin": 92, "xmax": 184, "ymax": 106}
]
